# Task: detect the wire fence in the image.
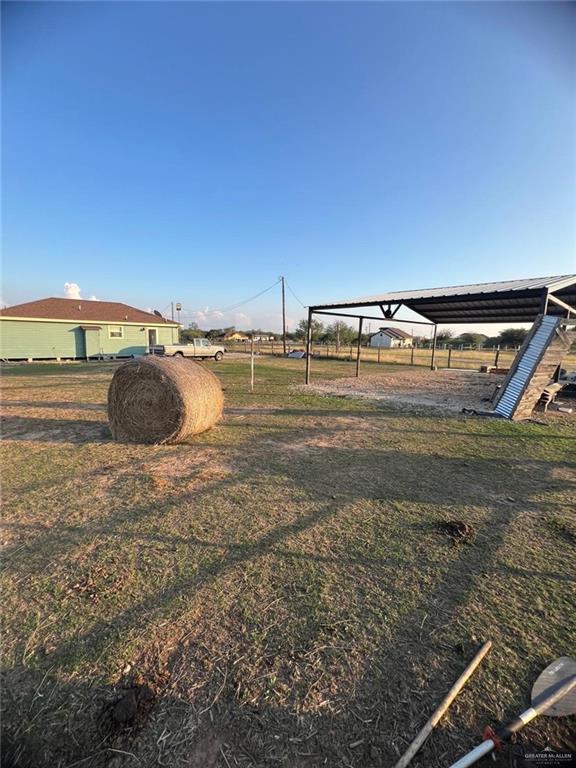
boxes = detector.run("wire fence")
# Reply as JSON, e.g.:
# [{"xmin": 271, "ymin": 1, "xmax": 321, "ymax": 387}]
[{"xmin": 224, "ymin": 340, "xmax": 576, "ymax": 371}]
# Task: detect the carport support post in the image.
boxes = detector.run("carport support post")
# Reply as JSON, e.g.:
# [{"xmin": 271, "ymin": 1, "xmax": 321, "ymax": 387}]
[
  {"xmin": 430, "ymin": 324, "xmax": 438, "ymax": 370},
  {"xmin": 305, "ymin": 308, "xmax": 313, "ymax": 384},
  {"xmin": 540, "ymin": 287, "xmax": 550, "ymax": 315},
  {"xmin": 355, "ymin": 317, "xmax": 363, "ymax": 377}
]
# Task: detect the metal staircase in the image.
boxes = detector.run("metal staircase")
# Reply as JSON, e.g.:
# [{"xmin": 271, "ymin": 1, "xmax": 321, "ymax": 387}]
[{"xmin": 493, "ymin": 315, "xmax": 574, "ymax": 420}]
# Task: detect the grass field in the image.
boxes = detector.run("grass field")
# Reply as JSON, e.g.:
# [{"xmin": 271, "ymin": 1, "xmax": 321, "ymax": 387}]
[
  {"xmin": 226, "ymin": 340, "xmax": 576, "ymax": 372},
  {"xmin": 2, "ymin": 357, "xmax": 575, "ymax": 768}
]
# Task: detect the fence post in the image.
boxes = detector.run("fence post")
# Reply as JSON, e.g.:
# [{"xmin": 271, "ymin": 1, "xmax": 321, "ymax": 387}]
[
  {"xmin": 355, "ymin": 318, "xmax": 363, "ymax": 377},
  {"xmin": 447, "ymin": 347, "xmax": 452, "ymax": 369},
  {"xmin": 411, "ymin": 345, "xmax": 415, "ymax": 366},
  {"xmin": 250, "ymin": 336, "xmax": 255, "ymax": 392},
  {"xmin": 494, "ymin": 347, "xmax": 500, "ymax": 367},
  {"xmin": 378, "ymin": 345, "xmax": 381, "ymax": 364}
]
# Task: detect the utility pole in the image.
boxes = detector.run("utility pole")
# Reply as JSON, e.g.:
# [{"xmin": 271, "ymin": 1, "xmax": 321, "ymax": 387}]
[
  {"xmin": 280, "ymin": 276, "xmax": 287, "ymax": 355},
  {"xmin": 171, "ymin": 302, "xmax": 174, "ymax": 321},
  {"xmin": 176, "ymin": 302, "xmax": 182, "ymax": 343}
]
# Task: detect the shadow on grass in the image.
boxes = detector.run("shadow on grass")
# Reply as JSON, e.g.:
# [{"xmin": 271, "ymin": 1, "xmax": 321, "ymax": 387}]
[
  {"xmin": 1, "ymin": 415, "xmax": 111, "ymax": 443},
  {"xmin": 2, "ymin": 401, "xmax": 106, "ymax": 411},
  {"xmin": 3, "ymin": 414, "xmax": 575, "ymax": 767}
]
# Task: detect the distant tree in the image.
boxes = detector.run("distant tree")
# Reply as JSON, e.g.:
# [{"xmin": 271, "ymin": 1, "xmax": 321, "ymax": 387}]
[
  {"xmin": 295, "ymin": 318, "xmax": 324, "ymax": 341},
  {"xmin": 322, "ymin": 321, "xmax": 356, "ymax": 347},
  {"xmin": 497, "ymin": 328, "xmax": 529, "ymax": 347},
  {"xmin": 206, "ymin": 326, "xmax": 235, "ymax": 339},
  {"xmin": 180, "ymin": 322, "xmax": 205, "ymax": 342},
  {"xmin": 453, "ymin": 333, "xmax": 488, "ymax": 348},
  {"xmin": 246, "ymin": 329, "xmax": 277, "ymax": 339},
  {"xmin": 180, "ymin": 327, "xmax": 206, "ymax": 343},
  {"xmin": 436, "ymin": 329, "xmax": 454, "ymax": 344},
  {"xmin": 483, "ymin": 336, "xmax": 500, "ymax": 348}
]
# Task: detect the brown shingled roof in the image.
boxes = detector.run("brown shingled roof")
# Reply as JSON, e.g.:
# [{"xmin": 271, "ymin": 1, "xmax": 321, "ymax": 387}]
[
  {"xmin": 0, "ymin": 297, "xmax": 177, "ymax": 325},
  {"xmin": 372, "ymin": 327, "xmax": 412, "ymax": 339}
]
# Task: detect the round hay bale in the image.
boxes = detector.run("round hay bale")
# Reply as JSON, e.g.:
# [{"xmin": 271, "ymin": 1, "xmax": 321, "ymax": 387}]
[{"xmin": 107, "ymin": 356, "xmax": 223, "ymax": 444}]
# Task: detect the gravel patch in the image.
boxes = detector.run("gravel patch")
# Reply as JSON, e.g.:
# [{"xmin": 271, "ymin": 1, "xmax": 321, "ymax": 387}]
[{"xmin": 302, "ymin": 368, "xmax": 505, "ymax": 412}]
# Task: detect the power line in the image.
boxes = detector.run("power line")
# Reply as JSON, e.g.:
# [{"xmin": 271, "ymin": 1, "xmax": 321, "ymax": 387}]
[
  {"xmin": 212, "ymin": 279, "xmax": 281, "ymax": 314},
  {"xmin": 173, "ymin": 278, "xmax": 282, "ymax": 319},
  {"xmin": 285, "ymin": 280, "xmax": 306, "ymax": 308}
]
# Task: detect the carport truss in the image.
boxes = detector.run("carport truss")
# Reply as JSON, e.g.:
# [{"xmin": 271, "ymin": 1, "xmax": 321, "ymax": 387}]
[{"xmin": 304, "ymin": 275, "xmax": 576, "ymax": 383}]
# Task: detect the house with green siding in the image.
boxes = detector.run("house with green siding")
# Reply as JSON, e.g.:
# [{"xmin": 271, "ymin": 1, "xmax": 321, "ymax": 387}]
[{"xmin": 0, "ymin": 298, "xmax": 180, "ymax": 360}]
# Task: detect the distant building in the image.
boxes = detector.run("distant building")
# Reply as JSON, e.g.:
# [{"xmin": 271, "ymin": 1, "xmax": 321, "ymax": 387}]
[
  {"xmin": 215, "ymin": 331, "xmax": 250, "ymax": 342},
  {"xmin": 0, "ymin": 297, "xmax": 179, "ymax": 360},
  {"xmin": 369, "ymin": 327, "xmax": 413, "ymax": 349}
]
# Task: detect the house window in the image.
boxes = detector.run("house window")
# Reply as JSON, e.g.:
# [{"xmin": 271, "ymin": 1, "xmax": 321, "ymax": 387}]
[{"xmin": 109, "ymin": 326, "xmax": 124, "ymax": 339}]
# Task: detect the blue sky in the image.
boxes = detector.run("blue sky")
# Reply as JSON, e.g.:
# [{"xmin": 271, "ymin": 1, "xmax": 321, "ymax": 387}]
[{"xmin": 2, "ymin": 1, "xmax": 575, "ymax": 332}]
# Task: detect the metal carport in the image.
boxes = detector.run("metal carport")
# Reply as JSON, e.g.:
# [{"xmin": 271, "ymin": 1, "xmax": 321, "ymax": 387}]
[{"xmin": 304, "ymin": 274, "xmax": 576, "ymax": 383}]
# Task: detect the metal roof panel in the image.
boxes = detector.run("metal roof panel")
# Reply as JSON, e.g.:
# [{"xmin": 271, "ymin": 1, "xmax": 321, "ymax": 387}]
[{"xmin": 311, "ymin": 275, "xmax": 576, "ymax": 324}]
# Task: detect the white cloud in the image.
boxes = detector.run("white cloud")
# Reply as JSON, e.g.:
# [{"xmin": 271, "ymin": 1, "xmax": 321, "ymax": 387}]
[
  {"xmin": 64, "ymin": 282, "xmax": 82, "ymax": 299},
  {"xmin": 63, "ymin": 283, "xmax": 98, "ymax": 301},
  {"xmin": 179, "ymin": 305, "xmax": 304, "ymax": 332},
  {"xmin": 187, "ymin": 307, "xmax": 226, "ymax": 325}
]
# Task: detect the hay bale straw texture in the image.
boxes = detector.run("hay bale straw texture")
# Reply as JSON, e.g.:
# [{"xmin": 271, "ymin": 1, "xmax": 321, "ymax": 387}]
[{"xmin": 107, "ymin": 356, "xmax": 224, "ymax": 444}]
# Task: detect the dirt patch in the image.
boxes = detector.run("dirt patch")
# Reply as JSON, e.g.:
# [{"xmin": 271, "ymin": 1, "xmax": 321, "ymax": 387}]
[
  {"xmin": 437, "ymin": 519, "xmax": 475, "ymax": 544},
  {"xmin": 100, "ymin": 683, "xmax": 157, "ymax": 734},
  {"xmin": 302, "ymin": 368, "xmax": 504, "ymax": 412}
]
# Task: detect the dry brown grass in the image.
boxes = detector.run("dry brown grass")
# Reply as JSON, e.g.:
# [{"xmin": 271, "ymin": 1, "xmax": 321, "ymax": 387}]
[{"xmin": 1, "ymin": 358, "xmax": 575, "ymax": 768}]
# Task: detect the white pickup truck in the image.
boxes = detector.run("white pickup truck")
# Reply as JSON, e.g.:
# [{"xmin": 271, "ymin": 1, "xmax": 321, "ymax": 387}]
[{"xmin": 150, "ymin": 339, "xmax": 225, "ymax": 360}]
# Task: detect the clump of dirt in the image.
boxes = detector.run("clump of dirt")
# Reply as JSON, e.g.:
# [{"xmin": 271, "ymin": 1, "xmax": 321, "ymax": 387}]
[
  {"xmin": 99, "ymin": 683, "xmax": 156, "ymax": 734},
  {"xmin": 437, "ymin": 519, "xmax": 475, "ymax": 544}
]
